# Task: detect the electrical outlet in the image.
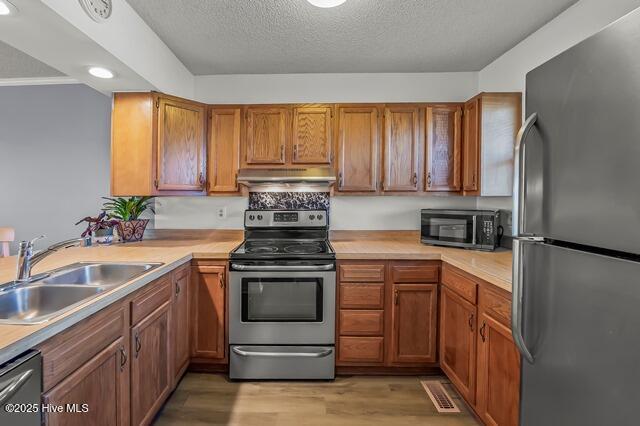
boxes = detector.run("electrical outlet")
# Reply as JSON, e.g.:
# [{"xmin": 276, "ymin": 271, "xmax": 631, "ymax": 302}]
[{"xmin": 216, "ymin": 207, "xmax": 227, "ymax": 219}]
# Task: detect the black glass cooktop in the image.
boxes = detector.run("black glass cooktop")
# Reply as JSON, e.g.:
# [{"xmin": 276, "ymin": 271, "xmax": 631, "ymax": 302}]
[{"xmin": 231, "ymin": 239, "xmax": 335, "ymax": 259}]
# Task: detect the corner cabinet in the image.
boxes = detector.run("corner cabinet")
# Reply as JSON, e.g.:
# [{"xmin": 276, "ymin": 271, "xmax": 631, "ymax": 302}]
[
  {"xmin": 440, "ymin": 263, "xmax": 521, "ymax": 426},
  {"xmin": 462, "ymin": 93, "xmax": 522, "ymax": 196},
  {"xmin": 336, "ymin": 105, "xmax": 381, "ymax": 193},
  {"xmin": 111, "ymin": 92, "xmax": 207, "ymax": 196}
]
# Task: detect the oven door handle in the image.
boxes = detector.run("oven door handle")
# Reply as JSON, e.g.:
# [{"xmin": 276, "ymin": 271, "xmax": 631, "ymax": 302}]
[
  {"xmin": 231, "ymin": 263, "xmax": 335, "ymax": 272},
  {"xmin": 232, "ymin": 347, "xmax": 333, "ymax": 358}
]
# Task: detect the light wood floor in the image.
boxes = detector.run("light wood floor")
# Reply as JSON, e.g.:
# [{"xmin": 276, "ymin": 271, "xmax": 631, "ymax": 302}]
[{"xmin": 154, "ymin": 373, "xmax": 480, "ymax": 426}]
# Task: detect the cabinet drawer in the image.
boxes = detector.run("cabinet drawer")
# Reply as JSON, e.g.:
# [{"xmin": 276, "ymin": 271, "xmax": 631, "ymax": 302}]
[
  {"xmin": 38, "ymin": 303, "xmax": 126, "ymax": 391},
  {"xmin": 340, "ymin": 283, "xmax": 385, "ymax": 309},
  {"xmin": 339, "ymin": 264, "xmax": 385, "ymax": 282},
  {"xmin": 391, "ymin": 263, "xmax": 439, "ymax": 283},
  {"xmin": 131, "ymin": 274, "xmax": 172, "ymax": 325},
  {"xmin": 338, "ymin": 337, "xmax": 384, "ymax": 364},
  {"xmin": 480, "ymin": 286, "xmax": 511, "ymax": 327},
  {"xmin": 442, "ymin": 264, "xmax": 477, "ymax": 304},
  {"xmin": 339, "ymin": 310, "xmax": 384, "ymax": 336}
]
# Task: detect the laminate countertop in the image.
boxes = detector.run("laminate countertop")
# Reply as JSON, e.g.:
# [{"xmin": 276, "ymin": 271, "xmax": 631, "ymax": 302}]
[{"xmin": 0, "ymin": 229, "xmax": 511, "ymax": 365}]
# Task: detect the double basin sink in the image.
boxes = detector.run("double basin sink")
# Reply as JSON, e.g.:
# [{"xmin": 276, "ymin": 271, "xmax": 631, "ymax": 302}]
[{"xmin": 0, "ymin": 262, "xmax": 162, "ymax": 325}]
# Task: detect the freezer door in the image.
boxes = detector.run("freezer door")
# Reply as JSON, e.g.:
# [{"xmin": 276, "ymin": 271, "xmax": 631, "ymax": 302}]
[
  {"xmin": 517, "ymin": 241, "xmax": 640, "ymax": 426},
  {"xmin": 521, "ymin": 8, "xmax": 640, "ymax": 255}
]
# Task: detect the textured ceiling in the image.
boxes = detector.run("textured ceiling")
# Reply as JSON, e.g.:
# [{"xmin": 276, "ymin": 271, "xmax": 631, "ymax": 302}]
[
  {"xmin": 127, "ymin": 0, "xmax": 578, "ymax": 75},
  {"xmin": 0, "ymin": 41, "xmax": 65, "ymax": 78}
]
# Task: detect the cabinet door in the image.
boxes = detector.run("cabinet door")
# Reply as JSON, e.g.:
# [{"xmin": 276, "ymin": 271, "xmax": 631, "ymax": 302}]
[
  {"xmin": 191, "ymin": 266, "xmax": 226, "ymax": 360},
  {"xmin": 426, "ymin": 105, "xmax": 462, "ymax": 191},
  {"xmin": 292, "ymin": 106, "xmax": 332, "ymax": 164},
  {"xmin": 43, "ymin": 337, "xmax": 129, "ymax": 426},
  {"xmin": 383, "ymin": 106, "xmax": 421, "ymax": 191},
  {"xmin": 462, "ymin": 98, "xmax": 480, "ymax": 192},
  {"xmin": 389, "ymin": 283, "xmax": 438, "ymax": 364},
  {"xmin": 245, "ymin": 107, "xmax": 288, "ymax": 165},
  {"xmin": 131, "ymin": 302, "xmax": 171, "ymax": 426},
  {"xmin": 337, "ymin": 106, "xmax": 380, "ymax": 192},
  {"xmin": 172, "ymin": 266, "xmax": 190, "ymax": 382},
  {"xmin": 208, "ymin": 108, "xmax": 241, "ymax": 192},
  {"xmin": 476, "ymin": 312, "xmax": 521, "ymax": 426},
  {"xmin": 440, "ymin": 286, "xmax": 477, "ymax": 404},
  {"xmin": 156, "ymin": 97, "xmax": 206, "ymax": 191}
]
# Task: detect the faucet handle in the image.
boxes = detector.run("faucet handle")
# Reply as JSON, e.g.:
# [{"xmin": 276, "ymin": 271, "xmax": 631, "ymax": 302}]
[{"xmin": 29, "ymin": 235, "xmax": 46, "ymax": 247}]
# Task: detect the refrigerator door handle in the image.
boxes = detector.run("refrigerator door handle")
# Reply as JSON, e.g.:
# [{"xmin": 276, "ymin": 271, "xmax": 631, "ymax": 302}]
[
  {"xmin": 512, "ymin": 237, "xmax": 541, "ymax": 364},
  {"xmin": 513, "ymin": 112, "xmax": 538, "ymax": 236}
]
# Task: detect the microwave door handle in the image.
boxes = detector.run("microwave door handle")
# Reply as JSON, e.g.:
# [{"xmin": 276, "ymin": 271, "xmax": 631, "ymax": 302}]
[{"xmin": 472, "ymin": 216, "xmax": 477, "ymax": 245}]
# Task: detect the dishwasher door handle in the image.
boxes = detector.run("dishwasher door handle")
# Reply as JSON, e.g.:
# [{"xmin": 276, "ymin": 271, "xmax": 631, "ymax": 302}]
[
  {"xmin": 0, "ymin": 369, "xmax": 33, "ymax": 405},
  {"xmin": 232, "ymin": 347, "xmax": 333, "ymax": 358}
]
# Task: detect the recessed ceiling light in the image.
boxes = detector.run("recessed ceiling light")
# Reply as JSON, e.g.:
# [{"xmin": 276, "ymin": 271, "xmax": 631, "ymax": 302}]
[
  {"xmin": 88, "ymin": 67, "xmax": 114, "ymax": 79},
  {"xmin": 0, "ymin": 1, "xmax": 18, "ymax": 16},
  {"xmin": 307, "ymin": 0, "xmax": 347, "ymax": 8}
]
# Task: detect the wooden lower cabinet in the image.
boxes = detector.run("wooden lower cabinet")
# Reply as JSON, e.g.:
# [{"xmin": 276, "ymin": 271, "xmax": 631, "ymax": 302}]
[
  {"xmin": 171, "ymin": 265, "xmax": 191, "ymax": 382},
  {"xmin": 440, "ymin": 286, "xmax": 477, "ymax": 404},
  {"xmin": 131, "ymin": 301, "xmax": 171, "ymax": 426},
  {"xmin": 43, "ymin": 337, "xmax": 129, "ymax": 426},
  {"xmin": 389, "ymin": 283, "xmax": 438, "ymax": 364},
  {"xmin": 476, "ymin": 312, "xmax": 520, "ymax": 426},
  {"xmin": 190, "ymin": 264, "xmax": 226, "ymax": 363}
]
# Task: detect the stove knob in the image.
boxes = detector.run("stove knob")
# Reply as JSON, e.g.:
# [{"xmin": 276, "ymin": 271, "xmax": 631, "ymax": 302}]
[
  {"xmin": 309, "ymin": 214, "xmax": 316, "ymax": 220},
  {"xmin": 249, "ymin": 215, "xmax": 255, "ymax": 221},
  {"xmin": 317, "ymin": 214, "xmax": 323, "ymax": 220},
  {"xmin": 257, "ymin": 214, "xmax": 263, "ymax": 221}
]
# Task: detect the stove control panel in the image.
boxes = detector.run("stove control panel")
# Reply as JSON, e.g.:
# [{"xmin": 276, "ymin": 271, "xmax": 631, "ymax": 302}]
[{"xmin": 245, "ymin": 210, "xmax": 328, "ymax": 228}]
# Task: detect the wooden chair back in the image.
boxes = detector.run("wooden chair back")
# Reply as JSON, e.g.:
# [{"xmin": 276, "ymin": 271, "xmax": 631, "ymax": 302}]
[{"xmin": 0, "ymin": 227, "xmax": 15, "ymax": 257}]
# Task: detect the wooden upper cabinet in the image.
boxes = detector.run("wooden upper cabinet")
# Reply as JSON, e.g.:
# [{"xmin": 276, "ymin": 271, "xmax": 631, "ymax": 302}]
[
  {"xmin": 440, "ymin": 286, "xmax": 477, "ymax": 404},
  {"xmin": 208, "ymin": 107, "xmax": 241, "ymax": 193},
  {"xmin": 463, "ymin": 97, "xmax": 480, "ymax": 192},
  {"xmin": 476, "ymin": 311, "xmax": 521, "ymax": 426},
  {"xmin": 157, "ymin": 97, "xmax": 206, "ymax": 191},
  {"xmin": 383, "ymin": 106, "xmax": 421, "ymax": 192},
  {"xmin": 245, "ymin": 107, "xmax": 288, "ymax": 165},
  {"xmin": 292, "ymin": 106, "xmax": 333, "ymax": 164},
  {"xmin": 336, "ymin": 106, "xmax": 380, "ymax": 192},
  {"xmin": 426, "ymin": 105, "xmax": 462, "ymax": 192},
  {"xmin": 462, "ymin": 93, "xmax": 522, "ymax": 196},
  {"xmin": 191, "ymin": 265, "xmax": 226, "ymax": 361},
  {"xmin": 389, "ymin": 283, "xmax": 438, "ymax": 364},
  {"xmin": 111, "ymin": 92, "xmax": 206, "ymax": 196}
]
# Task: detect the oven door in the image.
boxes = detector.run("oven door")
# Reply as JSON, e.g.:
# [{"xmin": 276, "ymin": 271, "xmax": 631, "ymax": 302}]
[
  {"xmin": 229, "ymin": 267, "xmax": 335, "ymax": 345},
  {"xmin": 421, "ymin": 212, "xmax": 478, "ymax": 248}
]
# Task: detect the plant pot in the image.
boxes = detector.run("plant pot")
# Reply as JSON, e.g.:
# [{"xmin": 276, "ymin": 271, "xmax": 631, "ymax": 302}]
[
  {"xmin": 116, "ymin": 219, "xmax": 149, "ymax": 243},
  {"xmin": 93, "ymin": 227, "xmax": 114, "ymax": 245}
]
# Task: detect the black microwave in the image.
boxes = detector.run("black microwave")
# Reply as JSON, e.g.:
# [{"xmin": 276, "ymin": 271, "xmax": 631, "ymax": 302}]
[{"xmin": 420, "ymin": 209, "xmax": 503, "ymax": 251}]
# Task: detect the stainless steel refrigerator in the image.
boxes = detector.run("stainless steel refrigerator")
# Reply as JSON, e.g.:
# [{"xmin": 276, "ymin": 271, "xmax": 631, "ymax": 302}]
[{"xmin": 512, "ymin": 7, "xmax": 640, "ymax": 426}]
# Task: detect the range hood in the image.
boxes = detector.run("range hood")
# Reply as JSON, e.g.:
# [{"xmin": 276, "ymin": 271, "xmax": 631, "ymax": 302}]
[{"xmin": 237, "ymin": 167, "xmax": 336, "ymax": 191}]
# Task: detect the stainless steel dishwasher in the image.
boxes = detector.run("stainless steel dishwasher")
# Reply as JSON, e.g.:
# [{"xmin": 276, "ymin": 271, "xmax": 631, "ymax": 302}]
[{"xmin": 0, "ymin": 350, "xmax": 42, "ymax": 426}]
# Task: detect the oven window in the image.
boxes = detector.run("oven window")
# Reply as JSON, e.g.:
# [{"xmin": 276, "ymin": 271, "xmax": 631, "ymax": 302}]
[
  {"xmin": 241, "ymin": 278, "xmax": 323, "ymax": 322},
  {"xmin": 422, "ymin": 215, "xmax": 473, "ymax": 243}
]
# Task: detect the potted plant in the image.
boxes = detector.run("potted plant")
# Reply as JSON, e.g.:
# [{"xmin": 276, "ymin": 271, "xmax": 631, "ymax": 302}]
[
  {"xmin": 75, "ymin": 212, "xmax": 120, "ymax": 245},
  {"xmin": 102, "ymin": 196, "xmax": 154, "ymax": 243}
]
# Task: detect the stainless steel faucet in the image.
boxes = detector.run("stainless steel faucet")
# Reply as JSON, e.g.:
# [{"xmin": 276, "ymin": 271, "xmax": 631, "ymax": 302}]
[{"xmin": 16, "ymin": 235, "xmax": 92, "ymax": 282}]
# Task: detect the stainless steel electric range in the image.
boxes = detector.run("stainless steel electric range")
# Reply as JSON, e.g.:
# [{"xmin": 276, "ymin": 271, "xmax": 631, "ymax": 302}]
[{"xmin": 228, "ymin": 209, "xmax": 336, "ymax": 380}]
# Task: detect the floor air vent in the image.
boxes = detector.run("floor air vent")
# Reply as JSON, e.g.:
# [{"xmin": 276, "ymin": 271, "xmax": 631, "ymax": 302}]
[{"xmin": 421, "ymin": 380, "xmax": 461, "ymax": 413}]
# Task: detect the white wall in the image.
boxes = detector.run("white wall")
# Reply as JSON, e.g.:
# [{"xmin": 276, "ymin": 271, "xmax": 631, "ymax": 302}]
[
  {"xmin": 0, "ymin": 84, "xmax": 111, "ymax": 253},
  {"xmin": 194, "ymin": 72, "xmax": 478, "ymax": 104}
]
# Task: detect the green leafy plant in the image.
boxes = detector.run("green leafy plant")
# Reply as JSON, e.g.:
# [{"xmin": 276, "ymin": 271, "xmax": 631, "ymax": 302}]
[{"xmin": 102, "ymin": 196, "xmax": 154, "ymax": 221}]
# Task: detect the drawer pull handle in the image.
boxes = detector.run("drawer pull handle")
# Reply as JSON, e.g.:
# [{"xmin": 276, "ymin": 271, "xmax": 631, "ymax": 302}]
[
  {"xmin": 480, "ymin": 321, "xmax": 486, "ymax": 342},
  {"xmin": 394, "ymin": 289, "xmax": 399, "ymax": 305},
  {"xmin": 175, "ymin": 282, "xmax": 180, "ymax": 297},
  {"xmin": 468, "ymin": 313, "xmax": 474, "ymax": 331},
  {"xmin": 135, "ymin": 333, "xmax": 141, "ymax": 358},
  {"xmin": 119, "ymin": 346, "xmax": 127, "ymax": 370}
]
